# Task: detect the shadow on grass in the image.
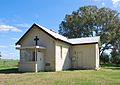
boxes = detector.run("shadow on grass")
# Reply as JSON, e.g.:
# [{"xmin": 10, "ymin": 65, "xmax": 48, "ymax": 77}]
[
  {"xmin": 103, "ymin": 67, "xmax": 120, "ymax": 70},
  {"xmin": 0, "ymin": 68, "xmax": 24, "ymax": 74},
  {"xmin": 101, "ymin": 64, "xmax": 120, "ymax": 67},
  {"xmin": 101, "ymin": 64, "xmax": 120, "ymax": 70}
]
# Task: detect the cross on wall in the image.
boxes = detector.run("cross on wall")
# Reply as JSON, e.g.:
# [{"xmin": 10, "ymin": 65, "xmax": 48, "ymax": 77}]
[{"xmin": 34, "ymin": 36, "xmax": 39, "ymax": 46}]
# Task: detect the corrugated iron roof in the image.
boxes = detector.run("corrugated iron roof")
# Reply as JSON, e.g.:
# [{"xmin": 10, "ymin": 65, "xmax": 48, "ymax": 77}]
[
  {"xmin": 16, "ymin": 23, "xmax": 100, "ymax": 45},
  {"xmin": 68, "ymin": 36, "xmax": 100, "ymax": 45}
]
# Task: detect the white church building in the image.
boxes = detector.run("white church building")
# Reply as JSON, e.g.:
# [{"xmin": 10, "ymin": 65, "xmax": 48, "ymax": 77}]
[{"xmin": 16, "ymin": 23, "xmax": 100, "ymax": 72}]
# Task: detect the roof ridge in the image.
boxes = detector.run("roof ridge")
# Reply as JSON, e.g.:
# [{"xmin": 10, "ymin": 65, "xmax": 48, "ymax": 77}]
[{"xmin": 16, "ymin": 23, "xmax": 100, "ymax": 45}]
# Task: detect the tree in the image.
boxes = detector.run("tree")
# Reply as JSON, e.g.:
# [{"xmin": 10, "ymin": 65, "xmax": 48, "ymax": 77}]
[
  {"xmin": 100, "ymin": 52, "xmax": 109, "ymax": 64},
  {"xmin": 111, "ymin": 49, "xmax": 120, "ymax": 64},
  {"xmin": 59, "ymin": 6, "xmax": 120, "ymax": 58}
]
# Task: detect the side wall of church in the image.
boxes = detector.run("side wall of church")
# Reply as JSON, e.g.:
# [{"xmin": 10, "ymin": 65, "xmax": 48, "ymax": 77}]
[
  {"xmin": 55, "ymin": 40, "xmax": 71, "ymax": 71},
  {"xmin": 71, "ymin": 44, "xmax": 99, "ymax": 69}
]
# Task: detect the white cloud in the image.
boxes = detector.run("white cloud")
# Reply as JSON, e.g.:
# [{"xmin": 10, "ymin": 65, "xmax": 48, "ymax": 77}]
[
  {"xmin": 112, "ymin": 0, "xmax": 120, "ymax": 4},
  {"xmin": 15, "ymin": 23, "xmax": 31, "ymax": 28},
  {"xmin": 0, "ymin": 45, "xmax": 8, "ymax": 48},
  {"xmin": 9, "ymin": 45, "xmax": 16, "ymax": 47},
  {"xmin": 11, "ymin": 37, "xmax": 19, "ymax": 40},
  {"xmin": 0, "ymin": 44, "xmax": 16, "ymax": 48},
  {"xmin": 9, "ymin": 53, "xmax": 15, "ymax": 55},
  {"xmin": 1, "ymin": 52, "xmax": 19, "ymax": 59},
  {"xmin": 102, "ymin": 2, "xmax": 105, "ymax": 6},
  {"xmin": 91, "ymin": 0, "xmax": 102, "ymax": 1},
  {"xmin": 91, "ymin": 0, "xmax": 120, "ymax": 7},
  {"xmin": 0, "ymin": 24, "xmax": 22, "ymax": 32},
  {"xmin": 112, "ymin": 0, "xmax": 120, "ymax": 7}
]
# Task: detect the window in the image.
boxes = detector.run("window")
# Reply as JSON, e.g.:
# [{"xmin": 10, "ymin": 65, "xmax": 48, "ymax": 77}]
[
  {"xmin": 60, "ymin": 46, "xmax": 62, "ymax": 59},
  {"xmin": 57, "ymin": 45, "xmax": 62, "ymax": 59},
  {"xmin": 32, "ymin": 52, "xmax": 35, "ymax": 61}
]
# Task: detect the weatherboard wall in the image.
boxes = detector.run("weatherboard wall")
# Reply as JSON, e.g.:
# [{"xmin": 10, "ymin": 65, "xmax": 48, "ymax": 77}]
[
  {"xmin": 19, "ymin": 26, "xmax": 56, "ymax": 71},
  {"xmin": 55, "ymin": 40, "xmax": 71, "ymax": 71},
  {"xmin": 95, "ymin": 44, "xmax": 100, "ymax": 69},
  {"xmin": 72, "ymin": 44, "xmax": 99, "ymax": 69}
]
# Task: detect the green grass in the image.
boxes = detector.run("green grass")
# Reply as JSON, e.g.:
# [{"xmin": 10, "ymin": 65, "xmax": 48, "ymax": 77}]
[
  {"xmin": 0, "ymin": 59, "xmax": 18, "ymax": 69},
  {"xmin": 0, "ymin": 60, "xmax": 120, "ymax": 85}
]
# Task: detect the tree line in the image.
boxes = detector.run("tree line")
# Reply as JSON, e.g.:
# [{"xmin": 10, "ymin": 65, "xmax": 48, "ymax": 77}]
[{"xmin": 59, "ymin": 6, "xmax": 120, "ymax": 64}]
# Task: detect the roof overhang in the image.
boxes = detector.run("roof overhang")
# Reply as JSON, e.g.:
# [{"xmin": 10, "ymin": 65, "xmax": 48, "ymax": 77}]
[
  {"xmin": 69, "ymin": 36, "xmax": 100, "ymax": 45},
  {"xmin": 71, "ymin": 42, "xmax": 99, "ymax": 46},
  {"xmin": 16, "ymin": 46, "xmax": 46, "ymax": 50}
]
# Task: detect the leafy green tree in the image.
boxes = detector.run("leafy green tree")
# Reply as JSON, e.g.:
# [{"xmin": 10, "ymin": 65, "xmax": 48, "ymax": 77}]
[
  {"xmin": 111, "ymin": 50, "xmax": 120, "ymax": 64},
  {"xmin": 59, "ymin": 6, "xmax": 120, "ymax": 57},
  {"xmin": 101, "ymin": 52, "xmax": 109, "ymax": 64}
]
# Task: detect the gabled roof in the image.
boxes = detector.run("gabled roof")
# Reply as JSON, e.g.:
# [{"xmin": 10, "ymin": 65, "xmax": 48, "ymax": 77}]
[
  {"xmin": 16, "ymin": 23, "xmax": 100, "ymax": 45},
  {"xmin": 16, "ymin": 23, "xmax": 70, "ymax": 45},
  {"xmin": 36, "ymin": 24, "xmax": 69, "ymax": 43}
]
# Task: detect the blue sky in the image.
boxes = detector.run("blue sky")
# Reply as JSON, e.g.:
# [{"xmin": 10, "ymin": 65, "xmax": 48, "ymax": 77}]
[{"xmin": 0, "ymin": 0, "xmax": 120, "ymax": 59}]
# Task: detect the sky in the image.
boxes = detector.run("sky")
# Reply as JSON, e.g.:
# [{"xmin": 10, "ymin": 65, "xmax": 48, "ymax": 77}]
[{"xmin": 0, "ymin": 0, "xmax": 120, "ymax": 60}]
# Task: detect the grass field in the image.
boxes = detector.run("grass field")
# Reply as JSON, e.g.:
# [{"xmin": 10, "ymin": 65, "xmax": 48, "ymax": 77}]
[
  {"xmin": 0, "ymin": 60, "xmax": 120, "ymax": 85},
  {"xmin": 0, "ymin": 59, "xmax": 18, "ymax": 69}
]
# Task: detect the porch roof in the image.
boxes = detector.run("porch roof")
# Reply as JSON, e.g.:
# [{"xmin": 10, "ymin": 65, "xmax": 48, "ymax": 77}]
[{"xmin": 16, "ymin": 46, "xmax": 46, "ymax": 50}]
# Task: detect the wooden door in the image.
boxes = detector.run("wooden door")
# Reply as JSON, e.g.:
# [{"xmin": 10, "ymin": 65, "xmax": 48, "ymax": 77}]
[{"xmin": 37, "ymin": 52, "xmax": 44, "ymax": 71}]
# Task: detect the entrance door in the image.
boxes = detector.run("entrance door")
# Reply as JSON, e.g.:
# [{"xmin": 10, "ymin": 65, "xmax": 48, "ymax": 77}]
[
  {"xmin": 37, "ymin": 52, "xmax": 44, "ymax": 71},
  {"xmin": 77, "ymin": 51, "xmax": 83, "ymax": 69}
]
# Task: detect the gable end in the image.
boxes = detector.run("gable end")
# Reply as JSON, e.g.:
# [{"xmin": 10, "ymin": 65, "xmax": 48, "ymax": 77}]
[{"xmin": 15, "ymin": 23, "xmax": 57, "ymax": 45}]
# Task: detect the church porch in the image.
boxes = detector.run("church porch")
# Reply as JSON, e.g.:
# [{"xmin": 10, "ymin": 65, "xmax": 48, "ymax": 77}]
[{"xmin": 16, "ymin": 46, "xmax": 46, "ymax": 72}]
